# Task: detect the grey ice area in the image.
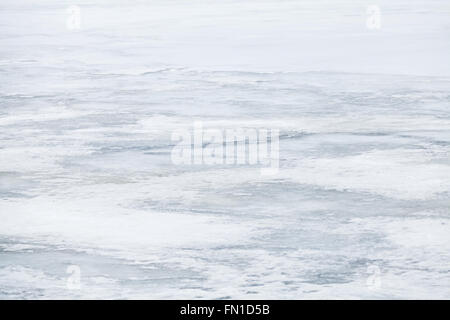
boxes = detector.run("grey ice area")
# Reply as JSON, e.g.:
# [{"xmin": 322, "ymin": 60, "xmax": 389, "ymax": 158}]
[{"xmin": 0, "ymin": 0, "xmax": 449, "ymax": 299}]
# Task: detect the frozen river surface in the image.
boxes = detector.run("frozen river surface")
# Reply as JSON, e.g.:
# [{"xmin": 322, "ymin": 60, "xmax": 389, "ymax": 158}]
[{"xmin": 0, "ymin": 0, "xmax": 449, "ymax": 299}]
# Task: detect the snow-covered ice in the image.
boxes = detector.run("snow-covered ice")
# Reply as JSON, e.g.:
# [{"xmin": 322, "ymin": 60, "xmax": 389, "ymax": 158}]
[{"xmin": 0, "ymin": 0, "xmax": 449, "ymax": 299}]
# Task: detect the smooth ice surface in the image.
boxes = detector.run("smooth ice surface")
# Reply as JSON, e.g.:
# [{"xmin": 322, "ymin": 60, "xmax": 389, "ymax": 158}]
[{"xmin": 0, "ymin": 0, "xmax": 449, "ymax": 299}]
